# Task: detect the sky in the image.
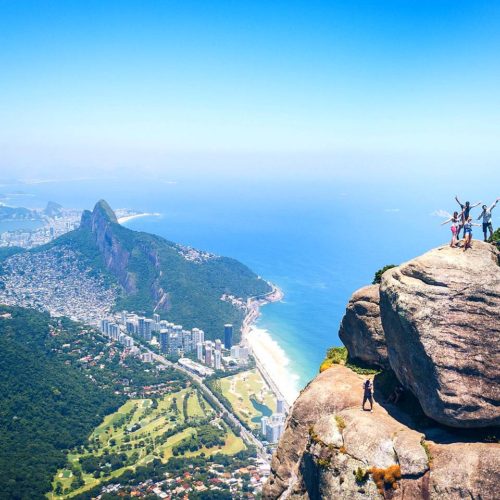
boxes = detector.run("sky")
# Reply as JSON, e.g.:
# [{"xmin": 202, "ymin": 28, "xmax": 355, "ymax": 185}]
[{"xmin": 1, "ymin": 1, "xmax": 499, "ymax": 182}]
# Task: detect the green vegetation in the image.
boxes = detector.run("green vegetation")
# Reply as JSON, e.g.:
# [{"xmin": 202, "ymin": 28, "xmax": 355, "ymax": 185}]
[
  {"xmin": 219, "ymin": 369, "xmax": 275, "ymax": 428},
  {"xmin": 49, "ymin": 389, "xmax": 245, "ymax": 498},
  {"xmin": 0, "ymin": 306, "xmax": 122, "ymax": 500},
  {"xmin": 0, "ymin": 305, "xmax": 189, "ymax": 499},
  {"xmin": 335, "ymin": 415, "xmax": 346, "ymax": 431},
  {"xmin": 345, "ymin": 359, "xmax": 381, "ymax": 375},
  {"xmin": 69, "ymin": 448, "xmax": 257, "ymax": 500},
  {"xmin": 490, "ymin": 227, "xmax": 500, "ymax": 242},
  {"xmin": 321, "ymin": 345, "xmax": 380, "ymax": 374},
  {"xmin": 421, "ymin": 439, "xmax": 433, "ymax": 467},
  {"xmin": 372, "ymin": 264, "xmax": 397, "ymax": 284},
  {"xmin": 354, "ymin": 466, "xmax": 368, "ymax": 483},
  {"xmin": 38, "ymin": 200, "xmax": 271, "ymax": 339},
  {"xmin": 319, "ymin": 346, "xmax": 347, "ymax": 372}
]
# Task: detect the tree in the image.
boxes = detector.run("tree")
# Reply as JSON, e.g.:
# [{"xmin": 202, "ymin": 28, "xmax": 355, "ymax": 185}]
[{"xmin": 372, "ymin": 264, "xmax": 397, "ymax": 284}]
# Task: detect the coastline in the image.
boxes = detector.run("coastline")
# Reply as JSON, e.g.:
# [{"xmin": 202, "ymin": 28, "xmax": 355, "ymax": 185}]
[
  {"xmin": 242, "ymin": 284, "xmax": 300, "ymax": 409},
  {"xmin": 118, "ymin": 212, "xmax": 161, "ymax": 224}
]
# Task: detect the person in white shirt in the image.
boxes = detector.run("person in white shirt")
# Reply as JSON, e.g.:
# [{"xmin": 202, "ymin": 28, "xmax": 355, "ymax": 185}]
[{"xmin": 477, "ymin": 198, "xmax": 500, "ymax": 242}]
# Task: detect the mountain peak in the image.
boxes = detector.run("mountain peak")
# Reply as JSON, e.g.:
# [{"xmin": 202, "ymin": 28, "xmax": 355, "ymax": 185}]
[{"xmin": 93, "ymin": 199, "xmax": 118, "ymax": 224}]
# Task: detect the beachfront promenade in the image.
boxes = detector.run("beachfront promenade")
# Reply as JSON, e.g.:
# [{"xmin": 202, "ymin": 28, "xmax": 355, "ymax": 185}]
[{"xmin": 242, "ymin": 284, "xmax": 292, "ymax": 413}]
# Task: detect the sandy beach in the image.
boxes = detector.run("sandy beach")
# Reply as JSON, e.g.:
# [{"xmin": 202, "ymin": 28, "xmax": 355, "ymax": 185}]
[
  {"xmin": 242, "ymin": 285, "xmax": 300, "ymax": 407},
  {"xmin": 117, "ymin": 212, "xmax": 161, "ymax": 224}
]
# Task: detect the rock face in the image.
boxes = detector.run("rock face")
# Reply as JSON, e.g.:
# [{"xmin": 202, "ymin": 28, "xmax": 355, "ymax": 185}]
[
  {"xmin": 266, "ymin": 242, "xmax": 500, "ymax": 498},
  {"xmin": 380, "ymin": 242, "xmax": 500, "ymax": 428},
  {"xmin": 338, "ymin": 285, "xmax": 389, "ymax": 369},
  {"xmin": 80, "ymin": 200, "xmax": 137, "ymax": 293},
  {"xmin": 264, "ymin": 365, "xmax": 500, "ymax": 499}
]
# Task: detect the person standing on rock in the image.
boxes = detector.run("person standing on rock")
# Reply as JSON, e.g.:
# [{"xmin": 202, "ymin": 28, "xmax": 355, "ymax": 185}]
[
  {"xmin": 441, "ymin": 211, "xmax": 461, "ymax": 247},
  {"xmin": 362, "ymin": 379, "xmax": 373, "ymax": 412},
  {"xmin": 462, "ymin": 216, "xmax": 481, "ymax": 252},
  {"xmin": 455, "ymin": 196, "xmax": 481, "ymax": 238},
  {"xmin": 477, "ymin": 199, "xmax": 500, "ymax": 242}
]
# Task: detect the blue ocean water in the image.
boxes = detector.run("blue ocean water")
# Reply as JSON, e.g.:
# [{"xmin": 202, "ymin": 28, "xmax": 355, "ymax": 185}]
[{"xmin": 4, "ymin": 174, "xmax": 497, "ymax": 388}]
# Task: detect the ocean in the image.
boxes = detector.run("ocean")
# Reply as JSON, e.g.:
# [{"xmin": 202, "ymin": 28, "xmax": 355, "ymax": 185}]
[{"xmin": 2, "ymin": 173, "xmax": 496, "ymax": 392}]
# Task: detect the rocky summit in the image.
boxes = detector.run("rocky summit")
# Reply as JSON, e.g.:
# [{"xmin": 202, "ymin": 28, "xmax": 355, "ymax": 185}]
[
  {"xmin": 380, "ymin": 241, "xmax": 500, "ymax": 428},
  {"xmin": 264, "ymin": 365, "xmax": 499, "ymax": 500},
  {"xmin": 265, "ymin": 242, "xmax": 499, "ymax": 499}
]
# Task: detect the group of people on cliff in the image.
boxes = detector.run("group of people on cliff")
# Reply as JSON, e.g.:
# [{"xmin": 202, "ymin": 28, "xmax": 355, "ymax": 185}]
[{"xmin": 442, "ymin": 196, "xmax": 499, "ymax": 251}]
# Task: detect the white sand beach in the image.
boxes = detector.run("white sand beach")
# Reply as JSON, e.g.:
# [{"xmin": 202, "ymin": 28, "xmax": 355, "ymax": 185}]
[
  {"xmin": 246, "ymin": 325, "xmax": 300, "ymax": 406},
  {"xmin": 117, "ymin": 212, "xmax": 161, "ymax": 224}
]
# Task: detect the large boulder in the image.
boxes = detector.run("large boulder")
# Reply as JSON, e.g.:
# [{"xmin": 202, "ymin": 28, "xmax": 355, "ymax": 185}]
[
  {"xmin": 264, "ymin": 365, "xmax": 500, "ymax": 499},
  {"xmin": 380, "ymin": 241, "xmax": 500, "ymax": 428},
  {"xmin": 339, "ymin": 284, "xmax": 389, "ymax": 369}
]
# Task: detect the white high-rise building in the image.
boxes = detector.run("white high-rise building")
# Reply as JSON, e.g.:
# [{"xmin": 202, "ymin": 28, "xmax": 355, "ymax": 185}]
[
  {"xmin": 239, "ymin": 346, "xmax": 249, "ymax": 362},
  {"xmin": 215, "ymin": 339, "xmax": 222, "ymax": 352},
  {"xmin": 261, "ymin": 416, "xmax": 269, "ymax": 437},
  {"xmin": 230, "ymin": 345, "xmax": 240, "ymax": 358},
  {"xmin": 196, "ymin": 342, "xmax": 204, "ymax": 362},
  {"xmin": 263, "ymin": 413, "xmax": 286, "ymax": 442},
  {"xmin": 277, "ymin": 399, "xmax": 285, "ymax": 414},
  {"xmin": 138, "ymin": 317, "xmax": 145, "ymax": 337},
  {"xmin": 144, "ymin": 319, "xmax": 154, "ymax": 341},
  {"xmin": 153, "ymin": 313, "xmax": 160, "ymax": 331},
  {"xmin": 205, "ymin": 344, "xmax": 213, "ymax": 366},
  {"xmin": 100, "ymin": 319, "xmax": 110, "ymax": 336},
  {"xmin": 214, "ymin": 350, "xmax": 222, "ymax": 370}
]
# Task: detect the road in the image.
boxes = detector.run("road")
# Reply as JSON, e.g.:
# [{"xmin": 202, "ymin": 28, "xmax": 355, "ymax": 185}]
[{"xmin": 146, "ymin": 348, "xmax": 270, "ymax": 462}]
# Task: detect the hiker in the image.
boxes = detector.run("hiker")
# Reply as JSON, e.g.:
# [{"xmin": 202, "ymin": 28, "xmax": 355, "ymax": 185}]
[
  {"xmin": 387, "ymin": 385, "xmax": 404, "ymax": 405},
  {"xmin": 462, "ymin": 216, "xmax": 481, "ymax": 252},
  {"xmin": 362, "ymin": 379, "xmax": 373, "ymax": 412},
  {"xmin": 441, "ymin": 211, "xmax": 461, "ymax": 248},
  {"xmin": 477, "ymin": 199, "xmax": 500, "ymax": 242},
  {"xmin": 455, "ymin": 196, "xmax": 481, "ymax": 238}
]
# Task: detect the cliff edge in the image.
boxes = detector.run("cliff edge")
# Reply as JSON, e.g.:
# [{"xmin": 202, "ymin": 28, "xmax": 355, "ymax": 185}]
[{"xmin": 265, "ymin": 242, "xmax": 500, "ymax": 499}]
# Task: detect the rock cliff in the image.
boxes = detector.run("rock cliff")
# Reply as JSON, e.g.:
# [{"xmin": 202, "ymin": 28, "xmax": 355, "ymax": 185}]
[
  {"xmin": 338, "ymin": 285, "xmax": 389, "ymax": 369},
  {"xmin": 380, "ymin": 242, "xmax": 500, "ymax": 428},
  {"xmin": 264, "ymin": 366, "xmax": 499, "ymax": 499},
  {"xmin": 265, "ymin": 242, "xmax": 500, "ymax": 499},
  {"xmin": 71, "ymin": 200, "xmax": 271, "ymax": 338}
]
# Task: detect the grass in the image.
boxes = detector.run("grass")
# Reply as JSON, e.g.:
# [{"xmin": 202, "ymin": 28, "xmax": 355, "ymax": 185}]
[
  {"xmin": 421, "ymin": 439, "xmax": 433, "ymax": 467},
  {"xmin": 219, "ymin": 369, "xmax": 276, "ymax": 428},
  {"xmin": 319, "ymin": 346, "xmax": 380, "ymax": 375},
  {"xmin": 49, "ymin": 387, "xmax": 220, "ymax": 498},
  {"xmin": 335, "ymin": 415, "xmax": 346, "ymax": 431}
]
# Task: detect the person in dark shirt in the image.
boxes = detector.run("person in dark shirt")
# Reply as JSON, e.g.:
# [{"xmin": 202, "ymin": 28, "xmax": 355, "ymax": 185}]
[
  {"xmin": 362, "ymin": 379, "xmax": 373, "ymax": 412},
  {"xmin": 455, "ymin": 196, "xmax": 481, "ymax": 239}
]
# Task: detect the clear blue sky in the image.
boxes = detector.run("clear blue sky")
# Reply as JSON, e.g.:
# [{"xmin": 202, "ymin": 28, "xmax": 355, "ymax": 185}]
[{"xmin": 1, "ymin": 1, "xmax": 499, "ymax": 180}]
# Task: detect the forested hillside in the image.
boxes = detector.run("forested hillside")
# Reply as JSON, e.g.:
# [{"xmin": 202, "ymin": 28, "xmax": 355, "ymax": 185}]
[
  {"xmin": 44, "ymin": 200, "xmax": 271, "ymax": 339},
  {"xmin": 0, "ymin": 305, "xmax": 187, "ymax": 499}
]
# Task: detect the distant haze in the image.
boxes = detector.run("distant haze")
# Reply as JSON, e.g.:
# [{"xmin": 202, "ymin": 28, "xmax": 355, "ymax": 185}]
[{"xmin": 1, "ymin": 1, "xmax": 500, "ymax": 183}]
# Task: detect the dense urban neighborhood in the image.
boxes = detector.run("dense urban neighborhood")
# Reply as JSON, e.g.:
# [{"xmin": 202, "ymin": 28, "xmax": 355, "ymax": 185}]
[{"xmin": 0, "ymin": 202, "xmax": 287, "ymax": 499}]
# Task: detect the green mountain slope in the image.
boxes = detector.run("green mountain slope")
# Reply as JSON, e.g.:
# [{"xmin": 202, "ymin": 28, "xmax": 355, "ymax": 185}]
[
  {"xmin": 0, "ymin": 306, "xmax": 123, "ymax": 500},
  {"xmin": 45, "ymin": 200, "xmax": 271, "ymax": 339}
]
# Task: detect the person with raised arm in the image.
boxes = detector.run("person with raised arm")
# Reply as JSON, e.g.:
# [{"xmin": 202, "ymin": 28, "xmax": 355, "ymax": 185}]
[
  {"xmin": 441, "ymin": 211, "xmax": 461, "ymax": 248},
  {"xmin": 477, "ymin": 198, "xmax": 500, "ymax": 242},
  {"xmin": 455, "ymin": 196, "xmax": 481, "ymax": 239}
]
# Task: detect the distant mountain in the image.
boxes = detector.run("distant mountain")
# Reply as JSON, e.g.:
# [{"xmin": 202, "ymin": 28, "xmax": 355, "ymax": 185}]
[
  {"xmin": 0, "ymin": 204, "xmax": 40, "ymax": 221},
  {"xmin": 44, "ymin": 200, "xmax": 63, "ymax": 217},
  {"xmin": 46, "ymin": 200, "xmax": 271, "ymax": 338}
]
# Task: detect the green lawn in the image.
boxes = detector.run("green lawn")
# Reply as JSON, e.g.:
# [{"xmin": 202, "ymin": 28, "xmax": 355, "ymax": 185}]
[
  {"xmin": 220, "ymin": 369, "xmax": 276, "ymax": 428},
  {"xmin": 48, "ymin": 387, "xmax": 218, "ymax": 499}
]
